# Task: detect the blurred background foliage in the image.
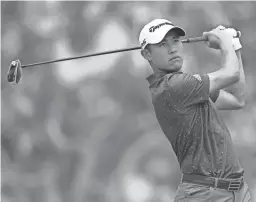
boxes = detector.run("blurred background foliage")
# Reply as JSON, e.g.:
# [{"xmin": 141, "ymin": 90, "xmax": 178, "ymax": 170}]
[{"xmin": 1, "ymin": 1, "xmax": 256, "ymax": 202}]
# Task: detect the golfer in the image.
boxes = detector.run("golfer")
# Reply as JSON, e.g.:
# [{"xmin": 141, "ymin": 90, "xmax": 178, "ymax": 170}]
[{"xmin": 139, "ymin": 19, "xmax": 252, "ymax": 202}]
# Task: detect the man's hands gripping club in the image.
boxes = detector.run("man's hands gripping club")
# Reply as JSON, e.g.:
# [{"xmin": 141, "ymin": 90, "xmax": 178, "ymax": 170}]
[
  {"xmin": 203, "ymin": 25, "xmax": 242, "ymax": 51},
  {"xmin": 203, "ymin": 26, "xmax": 233, "ymax": 50},
  {"xmin": 218, "ymin": 26, "xmax": 242, "ymax": 51}
]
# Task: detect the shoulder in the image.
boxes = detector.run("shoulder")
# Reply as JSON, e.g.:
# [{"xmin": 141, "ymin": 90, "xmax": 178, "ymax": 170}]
[
  {"xmin": 166, "ymin": 72, "xmax": 205, "ymax": 82},
  {"xmin": 166, "ymin": 72, "xmax": 209, "ymax": 88},
  {"xmin": 164, "ymin": 72, "xmax": 198, "ymax": 88}
]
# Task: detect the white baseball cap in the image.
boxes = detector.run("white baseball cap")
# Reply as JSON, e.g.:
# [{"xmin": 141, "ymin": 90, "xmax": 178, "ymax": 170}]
[{"xmin": 139, "ymin": 19, "xmax": 186, "ymax": 49}]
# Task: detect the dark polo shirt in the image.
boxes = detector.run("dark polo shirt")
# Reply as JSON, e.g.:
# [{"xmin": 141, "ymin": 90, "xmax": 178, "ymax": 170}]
[{"xmin": 147, "ymin": 71, "xmax": 244, "ymax": 178}]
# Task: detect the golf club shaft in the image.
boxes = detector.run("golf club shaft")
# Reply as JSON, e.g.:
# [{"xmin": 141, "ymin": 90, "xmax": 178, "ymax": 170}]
[
  {"xmin": 21, "ymin": 46, "xmax": 141, "ymax": 68},
  {"xmin": 21, "ymin": 32, "xmax": 241, "ymax": 69}
]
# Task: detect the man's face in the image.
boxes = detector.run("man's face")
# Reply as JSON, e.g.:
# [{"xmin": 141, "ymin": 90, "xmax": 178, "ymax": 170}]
[{"xmin": 142, "ymin": 30, "xmax": 184, "ymax": 73}]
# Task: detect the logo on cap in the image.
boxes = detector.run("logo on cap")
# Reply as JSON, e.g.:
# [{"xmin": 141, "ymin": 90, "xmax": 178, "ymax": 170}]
[
  {"xmin": 141, "ymin": 39, "xmax": 147, "ymax": 47},
  {"xmin": 149, "ymin": 22, "xmax": 174, "ymax": 33}
]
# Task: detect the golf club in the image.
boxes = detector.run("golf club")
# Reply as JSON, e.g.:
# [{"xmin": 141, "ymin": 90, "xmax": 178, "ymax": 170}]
[{"xmin": 7, "ymin": 31, "xmax": 241, "ymax": 85}]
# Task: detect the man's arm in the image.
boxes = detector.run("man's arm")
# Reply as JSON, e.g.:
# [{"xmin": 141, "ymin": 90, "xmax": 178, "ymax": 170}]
[
  {"xmin": 222, "ymin": 50, "xmax": 245, "ymax": 105},
  {"xmin": 213, "ymin": 49, "xmax": 245, "ymax": 110},
  {"xmin": 207, "ymin": 42, "xmax": 239, "ymax": 96}
]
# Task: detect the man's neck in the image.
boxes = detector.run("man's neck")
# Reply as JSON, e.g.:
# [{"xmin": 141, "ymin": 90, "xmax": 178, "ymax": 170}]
[{"xmin": 152, "ymin": 67, "xmax": 183, "ymax": 75}]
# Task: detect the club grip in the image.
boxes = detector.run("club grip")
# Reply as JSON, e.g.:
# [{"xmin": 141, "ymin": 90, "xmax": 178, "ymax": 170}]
[{"xmin": 182, "ymin": 31, "xmax": 241, "ymax": 43}]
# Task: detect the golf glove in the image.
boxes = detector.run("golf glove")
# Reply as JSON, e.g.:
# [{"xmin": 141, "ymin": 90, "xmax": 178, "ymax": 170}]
[
  {"xmin": 216, "ymin": 25, "xmax": 242, "ymax": 51},
  {"xmin": 229, "ymin": 29, "xmax": 242, "ymax": 51}
]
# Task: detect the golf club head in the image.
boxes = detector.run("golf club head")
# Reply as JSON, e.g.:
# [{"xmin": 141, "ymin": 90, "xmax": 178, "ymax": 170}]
[{"xmin": 7, "ymin": 59, "xmax": 22, "ymax": 85}]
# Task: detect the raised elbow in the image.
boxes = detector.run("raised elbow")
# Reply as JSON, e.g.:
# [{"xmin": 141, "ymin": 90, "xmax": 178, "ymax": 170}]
[
  {"xmin": 228, "ymin": 100, "xmax": 245, "ymax": 110},
  {"xmin": 234, "ymin": 99, "xmax": 245, "ymax": 109},
  {"xmin": 238, "ymin": 100, "xmax": 245, "ymax": 108},
  {"xmin": 231, "ymin": 71, "xmax": 240, "ymax": 83}
]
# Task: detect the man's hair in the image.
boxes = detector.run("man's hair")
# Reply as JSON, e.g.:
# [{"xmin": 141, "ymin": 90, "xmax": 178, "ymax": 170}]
[
  {"xmin": 144, "ymin": 44, "xmax": 151, "ymax": 52},
  {"xmin": 142, "ymin": 45, "xmax": 153, "ymax": 66}
]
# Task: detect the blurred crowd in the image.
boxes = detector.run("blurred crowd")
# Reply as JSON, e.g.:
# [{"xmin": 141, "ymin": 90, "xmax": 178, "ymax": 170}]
[{"xmin": 1, "ymin": 1, "xmax": 256, "ymax": 202}]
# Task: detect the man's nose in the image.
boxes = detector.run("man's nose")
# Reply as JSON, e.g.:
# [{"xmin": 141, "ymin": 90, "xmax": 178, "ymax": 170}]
[{"xmin": 168, "ymin": 44, "xmax": 177, "ymax": 54}]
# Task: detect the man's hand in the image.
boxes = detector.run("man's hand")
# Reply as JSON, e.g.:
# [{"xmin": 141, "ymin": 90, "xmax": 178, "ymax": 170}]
[
  {"xmin": 204, "ymin": 25, "xmax": 242, "ymax": 51},
  {"xmin": 219, "ymin": 26, "xmax": 242, "ymax": 51},
  {"xmin": 203, "ymin": 26, "xmax": 234, "ymax": 50}
]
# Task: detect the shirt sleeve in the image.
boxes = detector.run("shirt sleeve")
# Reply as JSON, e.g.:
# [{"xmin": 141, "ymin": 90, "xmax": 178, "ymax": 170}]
[
  {"xmin": 210, "ymin": 89, "xmax": 220, "ymax": 103},
  {"xmin": 163, "ymin": 73, "xmax": 210, "ymax": 108}
]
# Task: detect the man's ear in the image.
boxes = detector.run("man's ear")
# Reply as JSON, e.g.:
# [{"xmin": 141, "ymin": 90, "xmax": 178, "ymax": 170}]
[{"xmin": 141, "ymin": 48, "xmax": 152, "ymax": 62}]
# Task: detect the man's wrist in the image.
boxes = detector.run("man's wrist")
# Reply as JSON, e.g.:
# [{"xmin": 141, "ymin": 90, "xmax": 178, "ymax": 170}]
[{"xmin": 220, "ymin": 42, "xmax": 234, "ymax": 52}]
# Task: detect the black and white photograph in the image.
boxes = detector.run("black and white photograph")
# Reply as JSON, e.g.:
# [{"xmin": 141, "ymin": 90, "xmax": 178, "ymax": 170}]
[{"xmin": 1, "ymin": 1, "xmax": 256, "ymax": 202}]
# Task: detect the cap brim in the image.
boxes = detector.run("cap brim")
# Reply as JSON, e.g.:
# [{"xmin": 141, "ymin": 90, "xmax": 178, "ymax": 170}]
[
  {"xmin": 147, "ymin": 25, "xmax": 186, "ymax": 45},
  {"xmin": 171, "ymin": 27, "xmax": 186, "ymax": 36}
]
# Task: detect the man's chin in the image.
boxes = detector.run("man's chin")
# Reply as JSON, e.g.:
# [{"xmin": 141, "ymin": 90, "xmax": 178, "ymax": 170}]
[
  {"xmin": 156, "ymin": 64, "xmax": 182, "ymax": 74},
  {"xmin": 166, "ymin": 65, "xmax": 182, "ymax": 73}
]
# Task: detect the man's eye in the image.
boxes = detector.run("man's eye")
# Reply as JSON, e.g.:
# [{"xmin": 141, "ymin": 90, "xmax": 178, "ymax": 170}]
[
  {"xmin": 159, "ymin": 42, "xmax": 166, "ymax": 46},
  {"xmin": 174, "ymin": 39, "xmax": 180, "ymax": 43}
]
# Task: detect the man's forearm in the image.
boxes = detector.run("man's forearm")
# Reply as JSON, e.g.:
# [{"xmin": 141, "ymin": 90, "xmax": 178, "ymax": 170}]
[{"xmin": 223, "ymin": 50, "xmax": 245, "ymax": 104}]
